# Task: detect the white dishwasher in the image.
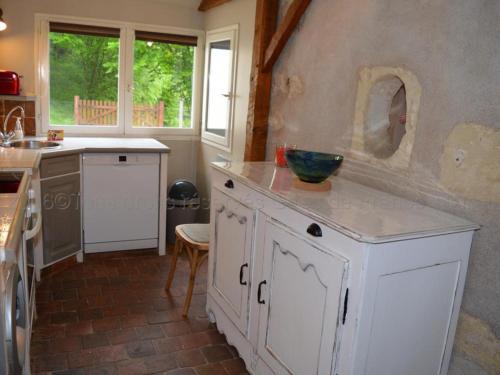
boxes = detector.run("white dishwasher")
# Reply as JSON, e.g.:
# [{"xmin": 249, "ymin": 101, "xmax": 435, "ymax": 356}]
[{"xmin": 82, "ymin": 153, "xmax": 160, "ymax": 253}]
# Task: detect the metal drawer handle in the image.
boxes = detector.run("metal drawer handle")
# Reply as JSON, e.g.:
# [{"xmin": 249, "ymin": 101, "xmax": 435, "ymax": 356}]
[
  {"xmin": 224, "ymin": 179, "xmax": 234, "ymax": 189},
  {"xmin": 239, "ymin": 263, "xmax": 248, "ymax": 286},
  {"xmin": 307, "ymin": 223, "xmax": 323, "ymax": 237},
  {"xmin": 257, "ymin": 280, "xmax": 267, "ymax": 304}
]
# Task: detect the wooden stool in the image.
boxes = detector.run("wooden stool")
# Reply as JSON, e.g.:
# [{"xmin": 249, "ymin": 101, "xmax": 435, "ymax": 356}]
[{"xmin": 165, "ymin": 224, "xmax": 209, "ymax": 316}]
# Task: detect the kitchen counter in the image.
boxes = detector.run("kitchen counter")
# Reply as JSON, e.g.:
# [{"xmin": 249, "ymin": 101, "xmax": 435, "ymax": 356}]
[
  {"xmin": 0, "ymin": 147, "xmax": 41, "ymax": 169},
  {"xmin": 0, "ymin": 136, "xmax": 170, "ymax": 260},
  {"xmin": 38, "ymin": 137, "xmax": 170, "ymax": 158},
  {"xmin": 0, "ymin": 137, "xmax": 170, "ymax": 168},
  {"xmin": 0, "ymin": 171, "xmax": 30, "ymax": 261},
  {"xmin": 212, "ymin": 161, "xmax": 479, "ymax": 243}
]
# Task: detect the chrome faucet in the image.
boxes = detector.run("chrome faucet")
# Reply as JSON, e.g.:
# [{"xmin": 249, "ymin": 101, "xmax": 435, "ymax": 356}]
[{"xmin": 1, "ymin": 105, "xmax": 25, "ymax": 146}]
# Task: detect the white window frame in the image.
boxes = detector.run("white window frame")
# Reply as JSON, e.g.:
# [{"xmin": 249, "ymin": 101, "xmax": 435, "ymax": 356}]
[
  {"xmin": 201, "ymin": 25, "xmax": 239, "ymax": 152},
  {"xmin": 35, "ymin": 14, "xmax": 204, "ymax": 136}
]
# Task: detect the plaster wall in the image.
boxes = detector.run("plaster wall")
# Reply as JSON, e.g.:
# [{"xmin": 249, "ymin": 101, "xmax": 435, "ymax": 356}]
[
  {"xmin": 196, "ymin": 0, "xmax": 256, "ymax": 222},
  {"xmin": 267, "ymin": 0, "xmax": 500, "ymax": 373}
]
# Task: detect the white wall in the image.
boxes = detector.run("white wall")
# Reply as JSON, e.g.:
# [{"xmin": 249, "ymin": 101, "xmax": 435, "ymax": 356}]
[{"xmin": 197, "ymin": 0, "xmax": 256, "ymax": 221}]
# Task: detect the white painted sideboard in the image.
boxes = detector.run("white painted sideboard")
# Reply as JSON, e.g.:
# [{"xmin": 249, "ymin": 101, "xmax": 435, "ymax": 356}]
[{"xmin": 206, "ymin": 162, "xmax": 478, "ymax": 375}]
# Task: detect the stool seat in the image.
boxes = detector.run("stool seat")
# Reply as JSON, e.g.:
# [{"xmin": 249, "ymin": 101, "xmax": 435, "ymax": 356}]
[
  {"xmin": 165, "ymin": 223, "xmax": 210, "ymax": 316},
  {"xmin": 177, "ymin": 224, "xmax": 209, "ymax": 246}
]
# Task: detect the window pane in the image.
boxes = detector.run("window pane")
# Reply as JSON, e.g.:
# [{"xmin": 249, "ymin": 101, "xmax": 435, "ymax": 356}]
[
  {"xmin": 205, "ymin": 40, "xmax": 232, "ymax": 138},
  {"xmin": 49, "ymin": 30, "xmax": 119, "ymax": 126},
  {"xmin": 133, "ymin": 34, "xmax": 195, "ymax": 128}
]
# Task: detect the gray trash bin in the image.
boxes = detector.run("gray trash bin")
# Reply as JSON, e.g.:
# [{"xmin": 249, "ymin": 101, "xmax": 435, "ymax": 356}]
[{"xmin": 167, "ymin": 179, "xmax": 200, "ymax": 244}]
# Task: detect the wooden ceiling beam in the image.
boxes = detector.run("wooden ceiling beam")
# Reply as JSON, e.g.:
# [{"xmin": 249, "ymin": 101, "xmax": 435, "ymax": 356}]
[
  {"xmin": 244, "ymin": 0, "xmax": 280, "ymax": 161},
  {"xmin": 198, "ymin": 0, "xmax": 232, "ymax": 12},
  {"xmin": 262, "ymin": 0, "xmax": 312, "ymax": 72}
]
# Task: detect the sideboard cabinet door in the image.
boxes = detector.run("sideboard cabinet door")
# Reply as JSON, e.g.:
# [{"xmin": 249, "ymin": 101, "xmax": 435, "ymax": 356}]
[
  {"xmin": 209, "ymin": 189, "xmax": 255, "ymax": 335},
  {"xmin": 256, "ymin": 219, "xmax": 348, "ymax": 375}
]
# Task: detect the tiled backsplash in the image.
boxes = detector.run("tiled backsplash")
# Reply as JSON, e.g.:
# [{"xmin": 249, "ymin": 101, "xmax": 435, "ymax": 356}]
[{"xmin": 0, "ymin": 97, "xmax": 37, "ymax": 136}]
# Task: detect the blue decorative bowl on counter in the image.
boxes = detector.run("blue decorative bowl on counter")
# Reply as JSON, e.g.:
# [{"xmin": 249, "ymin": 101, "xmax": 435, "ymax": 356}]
[{"xmin": 285, "ymin": 149, "xmax": 344, "ymax": 183}]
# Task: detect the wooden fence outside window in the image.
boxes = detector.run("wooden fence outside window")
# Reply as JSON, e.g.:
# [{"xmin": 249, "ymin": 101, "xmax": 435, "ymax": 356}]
[{"xmin": 74, "ymin": 96, "xmax": 165, "ymax": 127}]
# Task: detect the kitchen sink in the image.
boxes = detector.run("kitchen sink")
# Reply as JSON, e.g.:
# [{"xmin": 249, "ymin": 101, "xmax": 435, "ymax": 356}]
[
  {"xmin": 9, "ymin": 140, "xmax": 61, "ymax": 149},
  {"xmin": 0, "ymin": 172, "xmax": 24, "ymax": 193}
]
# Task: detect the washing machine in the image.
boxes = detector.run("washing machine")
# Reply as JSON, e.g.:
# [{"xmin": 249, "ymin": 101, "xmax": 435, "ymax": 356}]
[{"xmin": 0, "ymin": 261, "xmax": 28, "ymax": 375}]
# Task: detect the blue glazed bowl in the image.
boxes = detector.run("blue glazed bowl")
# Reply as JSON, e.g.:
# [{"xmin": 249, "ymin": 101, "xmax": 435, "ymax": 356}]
[{"xmin": 285, "ymin": 149, "xmax": 344, "ymax": 183}]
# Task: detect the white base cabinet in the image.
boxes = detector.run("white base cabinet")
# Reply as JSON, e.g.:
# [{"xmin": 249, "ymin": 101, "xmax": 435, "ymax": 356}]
[{"xmin": 206, "ymin": 162, "xmax": 478, "ymax": 375}]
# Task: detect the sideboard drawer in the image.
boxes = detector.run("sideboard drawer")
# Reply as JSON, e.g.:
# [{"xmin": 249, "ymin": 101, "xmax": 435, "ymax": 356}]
[{"xmin": 212, "ymin": 168, "xmax": 254, "ymax": 202}]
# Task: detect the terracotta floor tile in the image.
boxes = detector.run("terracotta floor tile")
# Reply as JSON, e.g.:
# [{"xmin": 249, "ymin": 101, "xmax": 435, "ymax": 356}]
[
  {"xmin": 86, "ymin": 277, "xmax": 110, "ymax": 287},
  {"xmin": 125, "ymin": 340, "xmax": 156, "ymax": 358},
  {"xmin": 50, "ymin": 336, "xmax": 82, "ymax": 353},
  {"xmin": 142, "ymin": 353, "xmax": 178, "ymax": 373},
  {"xmin": 135, "ymin": 325, "xmax": 165, "ymax": 340},
  {"xmin": 53, "ymin": 369, "xmax": 85, "ymax": 375},
  {"xmin": 67, "ymin": 349, "xmax": 97, "ymax": 368},
  {"xmin": 32, "ymin": 324, "xmax": 66, "ymax": 340},
  {"xmin": 201, "ymin": 345, "xmax": 233, "ymax": 363},
  {"xmin": 166, "ymin": 369, "xmax": 196, "ymax": 375},
  {"xmin": 154, "ymin": 337, "xmax": 184, "ymax": 354},
  {"xmin": 106, "ymin": 328, "xmax": 138, "ymax": 345},
  {"xmin": 31, "ymin": 339, "xmax": 49, "ymax": 356},
  {"xmin": 205, "ymin": 330, "xmax": 227, "ymax": 345},
  {"xmin": 128, "ymin": 302, "xmax": 155, "ymax": 314},
  {"xmin": 194, "ymin": 363, "xmax": 229, "ymax": 375},
  {"xmin": 220, "ymin": 358, "xmax": 249, "ymax": 374},
  {"xmin": 65, "ymin": 321, "xmax": 94, "ymax": 337},
  {"xmin": 79, "ymin": 308, "xmax": 104, "ymax": 321},
  {"xmin": 52, "ymin": 289, "xmax": 77, "ymax": 301},
  {"xmin": 163, "ymin": 321, "xmax": 192, "ymax": 337},
  {"xmin": 102, "ymin": 304, "xmax": 129, "ymax": 317},
  {"xmin": 115, "ymin": 358, "xmax": 148, "ymax": 375},
  {"xmin": 37, "ymin": 301, "xmax": 63, "ymax": 314},
  {"xmin": 32, "ymin": 353, "xmax": 68, "ymax": 372},
  {"xmin": 78, "ymin": 286, "xmax": 102, "ymax": 298},
  {"xmin": 179, "ymin": 332, "xmax": 211, "ymax": 350},
  {"xmin": 175, "ymin": 349, "xmax": 206, "ymax": 368},
  {"xmin": 120, "ymin": 313, "xmax": 148, "ymax": 328},
  {"xmin": 94, "ymin": 344, "xmax": 129, "ymax": 364},
  {"xmin": 52, "ymin": 311, "xmax": 79, "ymax": 325},
  {"xmin": 83, "ymin": 363, "xmax": 118, "ymax": 375},
  {"xmin": 82, "ymin": 333, "xmax": 109, "ymax": 349},
  {"xmin": 93, "ymin": 317, "xmax": 121, "ymax": 332},
  {"xmin": 147, "ymin": 310, "xmax": 183, "ymax": 324},
  {"xmin": 32, "ymin": 251, "xmax": 245, "ymax": 375}
]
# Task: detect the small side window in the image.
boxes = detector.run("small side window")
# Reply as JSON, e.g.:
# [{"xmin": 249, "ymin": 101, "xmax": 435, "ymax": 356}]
[{"xmin": 201, "ymin": 25, "xmax": 239, "ymax": 151}]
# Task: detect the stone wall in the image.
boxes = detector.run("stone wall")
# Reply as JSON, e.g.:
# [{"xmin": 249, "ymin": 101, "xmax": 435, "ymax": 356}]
[{"xmin": 267, "ymin": 0, "xmax": 500, "ymax": 373}]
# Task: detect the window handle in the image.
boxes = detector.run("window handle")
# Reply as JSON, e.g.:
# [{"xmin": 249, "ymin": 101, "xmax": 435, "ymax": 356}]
[
  {"xmin": 127, "ymin": 84, "xmax": 134, "ymax": 93},
  {"xmin": 221, "ymin": 92, "xmax": 232, "ymax": 98}
]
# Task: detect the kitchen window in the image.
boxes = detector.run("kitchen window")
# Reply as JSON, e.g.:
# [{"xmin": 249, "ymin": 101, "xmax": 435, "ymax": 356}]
[{"xmin": 36, "ymin": 15, "xmax": 204, "ymax": 135}]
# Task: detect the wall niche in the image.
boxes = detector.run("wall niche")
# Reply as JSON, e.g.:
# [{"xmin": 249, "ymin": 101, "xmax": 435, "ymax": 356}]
[{"xmin": 351, "ymin": 67, "xmax": 421, "ymax": 170}]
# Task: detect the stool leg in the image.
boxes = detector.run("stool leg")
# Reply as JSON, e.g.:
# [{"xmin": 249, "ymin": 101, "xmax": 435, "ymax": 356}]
[
  {"xmin": 183, "ymin": 248, "xmax": 199, "ymax": 317},
  {"xmin": 165, "ymin": 238, "xmax": 181, "ymax": 292}
]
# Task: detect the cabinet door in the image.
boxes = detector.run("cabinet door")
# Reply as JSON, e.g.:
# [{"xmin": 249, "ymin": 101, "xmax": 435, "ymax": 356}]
[
  {"xmin": 257, "ymin": 220, "xmax": 348, "ymax": 375},
  {"xmin": 208, "ymin": 189, "xmax": 254, "ymax": 334},
  {"xmin": 41, "ymin": 174, "xmax": 81, "ymax": 264}
]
